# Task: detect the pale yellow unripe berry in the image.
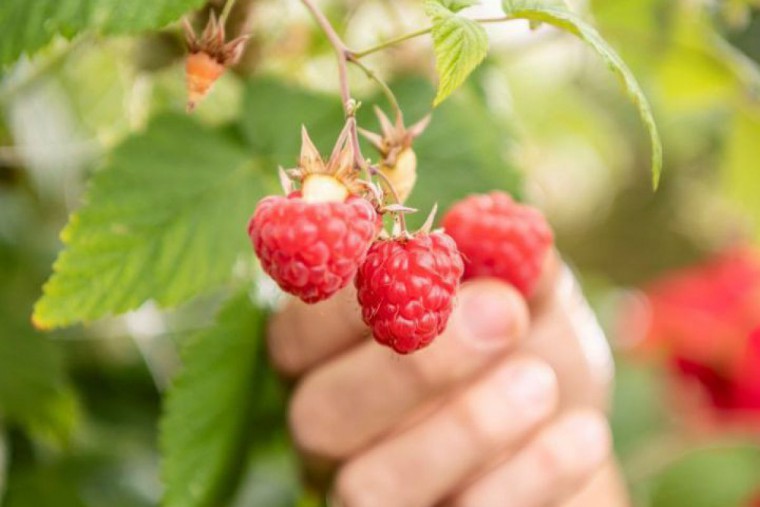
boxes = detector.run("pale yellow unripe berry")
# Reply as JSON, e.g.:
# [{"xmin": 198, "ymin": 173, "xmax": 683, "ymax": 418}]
[{"xmin": 380, "ymin": 148, "xmax": 417, "ymax": 203}]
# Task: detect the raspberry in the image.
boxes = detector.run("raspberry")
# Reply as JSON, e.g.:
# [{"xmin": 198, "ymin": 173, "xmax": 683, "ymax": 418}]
[
  {"xmin": 442, "ymin": 192, "xmax": 553, "ymax": 296},
  {"xmin": 249, "ymin": 192, "xmax": 378, "ymax": 303},
  {"xmin": 356, "ymin": 232, "xmax": 464, "ymax": 354}
]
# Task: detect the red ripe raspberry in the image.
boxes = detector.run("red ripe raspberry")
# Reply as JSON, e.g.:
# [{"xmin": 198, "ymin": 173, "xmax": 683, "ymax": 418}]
[
  {"xmin": 356, "ymin": 232, "xmax": 464, "ymax": 354},
  {"xmin": 442, "ymin": 192, "xmax": 553, "ymax": 296},
  {"xmin": 248, "ymin": 192, "xmax": 378, "ymax": 303}
]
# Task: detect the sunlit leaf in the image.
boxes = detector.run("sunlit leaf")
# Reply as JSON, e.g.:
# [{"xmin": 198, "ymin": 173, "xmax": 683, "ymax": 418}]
[
  {"xmin": 502, "ymin": 0, "xmax": 663, "ymax": 188},
  {"xmin": 33, "ymin": 114, "xmax": 263, "ymax": 329},
  {"xmin": 425, "ymin": 0, "xmax": 489, "ymax": 106}
]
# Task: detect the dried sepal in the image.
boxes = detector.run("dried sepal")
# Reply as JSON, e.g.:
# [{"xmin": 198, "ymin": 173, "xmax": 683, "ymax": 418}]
[
  {"xmin": 184, "ymin": 12, "xmax": 249, "ymax": 66},
  {"xmin": 419, "ymin": 203, "xmax": 439, "ymax": 234},
  {"xmin": 299, "ymin": 125, "xmax": 326, "ymax": 174},
  {"xmin": 360, "ymin": 107, "xmax": 431, "ymax": 166},
  {"xmin": 292, "ymin": 124, "xmax": 363, "ymax": 196},
  {"xmin": 355, "ymin": 179, "xmax": 385, "ymax": 208},
  {"xmin": 278, "ymin": 166, "xmax": 295, "ymax": 194},
  {"xmin": 382, "ymin": 204, "xmax": 418, "ymax": 214}
]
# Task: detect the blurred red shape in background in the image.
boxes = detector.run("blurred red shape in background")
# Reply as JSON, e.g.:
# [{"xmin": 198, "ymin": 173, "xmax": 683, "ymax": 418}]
[{"xmin": 622, "ymin": 248, "xmax": 760, "ymax": 424}]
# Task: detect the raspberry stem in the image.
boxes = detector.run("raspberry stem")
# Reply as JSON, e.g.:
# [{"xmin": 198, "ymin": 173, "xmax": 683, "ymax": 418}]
[
  {"xmin": 299, "ymin": 0, "xmax": 412, "ymax": 228},
  {"xmin": 350, "ymin": 16, "xmax": 512, "ymax": 59},
  {"xmin": 219, "ymin": 0, "xmax": 238, "ymax": 26},
  {"xmin": 370, "ymin": 165, "xmax": 408, "ymax": 234},
  {"xmin": 346, "ymin": 54, "xmax": 404, "ymax": 124},
  {"xmin": 299, "ymin": 0, "xmax": 352, "ymax": 115}
]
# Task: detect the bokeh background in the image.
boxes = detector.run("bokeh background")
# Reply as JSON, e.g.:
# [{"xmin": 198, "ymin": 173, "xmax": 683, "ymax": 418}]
[{"xmin": 1, "ymin": 0, "xmax": 760, "ymax": 505}]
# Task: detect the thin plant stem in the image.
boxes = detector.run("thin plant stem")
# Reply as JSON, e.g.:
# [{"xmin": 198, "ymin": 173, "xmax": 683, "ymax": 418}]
[
  {"xmin": 371, "ymin": 166, "xmax": 407, "ymax": 232},
  {"xmin": 351, "ymin": 16, "xmax": 512, "ymax": 59},
  {"xmin": 352, "ymin": 27, "xmax": 432, "ymax": 58},
  {"xmin": 346, "ymin": 54, "xmax": 404, "ymax": 122},
  {"xmin": 300, "ymin": 0, "xmax": 352, "ymax": 112},
  {"xmin": 299, "ymin": 0, "xmax": 411, "ymax": 233},
  {"xmin": 219, "ymin": 0, "xmax": 238, "ymax": 25}
]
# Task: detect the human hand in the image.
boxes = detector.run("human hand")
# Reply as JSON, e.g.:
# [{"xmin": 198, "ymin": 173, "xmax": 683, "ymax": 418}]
[{"xmin": 268, "ymin": 252, "xmax": 628, "ymax": 506}]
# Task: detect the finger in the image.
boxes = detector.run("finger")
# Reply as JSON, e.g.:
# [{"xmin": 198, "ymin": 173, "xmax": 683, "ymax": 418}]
[
  {"xmin": 561, "ymin": 462, "xmax": 630, "ymax": 507},
  {"xmin": 449, "ymin": 410, "xmax": 611, "ymax": 507},
  {"xmin": 289, "ymin": 279, "xmax": 530, "ymax": 462},
  {"xmin": 525, "ymin": 265, "xmax": 614, "ymax": 410},
  {"xmin": 529, "ymin": 248, "xmax": 562, "ymax": 311},
  {"xmin": 333, "ymin": 357, "xmax": 558, "ymax": 507},
  {"xmin": 268, "ymin": 286, "xmax": 367, "ymax": 377}
]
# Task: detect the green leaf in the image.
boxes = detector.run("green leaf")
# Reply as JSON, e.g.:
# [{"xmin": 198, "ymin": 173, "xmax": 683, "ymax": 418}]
[
  {"xmin": 239, "ymin": 78, "xmax": 344, "ymax": 163},
  {"xmin": 0, "ymin": 320, "xmax": 77, "ymax": 443},
  {"xmin": 33, "ymin": 114, "xmax": 265, "ymax": 329},
  {"xmin": 160, "ymin": 293, "xmax": 264, "ymax": 507},
  {"xmin": 501, "ymin": 0, "xmax": 663, "ymax": 188},
  {"xmin": 0, "ymin": 0, "xmax": 206, "ymax": 67},
  {"xmin": 610, "ymin": 358, "xmax": 667, "ymax": 460},
  {"xmin": 425, "ymin": 0, "xmax": 490, "ymax": 106},
  {"xmin": 438, "ymin": 0, "xmax": 481, "ymax": 13},
  {"xmin": 650, "ymin": 444, "xmax": 760, "ymax": 507}
]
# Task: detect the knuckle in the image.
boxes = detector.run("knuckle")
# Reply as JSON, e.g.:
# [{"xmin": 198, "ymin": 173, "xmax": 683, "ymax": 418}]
[
  {"xmin": 531, "ymin": 435, "xmax": 566, "ymax": 485},
  {"xmin": 403, "ymin": 354, "xmax": 441, "ymax": 390},
  {"xmin": 451, "ymin": 393, "xmax": 503, "ymax": 450},
  {"xmin": 334, "ymin": 461, "xmax": 397, "ymax": 507},
  {"xmin": 288, "ymin": 377, "xmax": 341, "ymax": 461},
  {"xmin": 267, "ymin": 304, "xmax": 306, "ymax": 378}
]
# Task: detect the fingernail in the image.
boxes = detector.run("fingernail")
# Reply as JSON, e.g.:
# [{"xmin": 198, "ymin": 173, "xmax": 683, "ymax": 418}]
[
  {"xmin": 500, "ymin": 361, "xmax": 557, "ymax": 419},
  {"xmin": 563, "ymin": 412, "xmax": 610, "ymax": 467},
  {"xmin": 459, "ymin": 283, "xmax": 521, "ymax": 348}
]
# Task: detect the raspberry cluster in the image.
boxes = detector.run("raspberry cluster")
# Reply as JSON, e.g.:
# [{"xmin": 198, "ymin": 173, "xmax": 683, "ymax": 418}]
[{"xmin": 247, "ymin": 126, "xmax": 553, "ymax": 354}]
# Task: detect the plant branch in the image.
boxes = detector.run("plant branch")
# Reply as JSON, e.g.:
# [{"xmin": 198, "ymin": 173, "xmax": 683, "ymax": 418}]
[
  {"xmin": 370, "ymin": 166, "xmax": 407, "ymax": 232},
  {"xmin": 351, "ymin": 16, "xmax": 512, "ymax": 58},
  {"xmin": 346, "ymin": 54, "xmax": 403, "ymax": 122},
  {"xmin": 219, "ymin": 0, "xmax": 238, "ymax": 25},
  {"xmin": 300, "ymin": 0, "xmax": 352, "ymax": 112},
  {"xmin": 299, "ymin": 0, "xmax": 410, "ymax": 233}
]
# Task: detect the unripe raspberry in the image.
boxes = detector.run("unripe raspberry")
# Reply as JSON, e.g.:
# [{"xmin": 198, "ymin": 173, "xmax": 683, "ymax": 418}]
[
  {"xmin": 379, "ymin": 147, "xmax": 417, "ymax": 203},
  {"xmin": 185, "ymin": 52, "xmax": 225, "ymax": 111},
  {"xmin": 442, "ymin": 192, "xmax": 553, "ymax": 296},
  {"xmin": 356, "ymin": 232, "xmax": 464, "ymax": 354},
  {"xmin": 360, "ymin": 107, "xmax": 430, "ymax": 203},
  {"xmin": 183, "ymin": 13, "xmax": 248, "ymax": 111}
]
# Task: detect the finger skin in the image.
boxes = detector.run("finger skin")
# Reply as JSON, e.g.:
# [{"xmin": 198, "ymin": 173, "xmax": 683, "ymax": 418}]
[
  {"xmin": 448, "ymin": 410, "xmax": 612, "ymax": 507},
  {"xmin": 288, "ymin": 280, "xmax": 530, "ymax": 462},
  {"xmin": 525, "ymin": 265, "xmax": 614, "ymax": 411},
  {"xmin": 561, "ymin": 461, "xmax": 631, "ymax": 507},
  {"xmin": 333, "ymin": 357, "xmax": 558, "ymax": 507},
  {"xmin": 268, "ymin": 286, "xmax": 367, "ymax": 378},
  {"xmin": 529, "ymin": 249, "xmax": 562, "ymax": 311}
]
